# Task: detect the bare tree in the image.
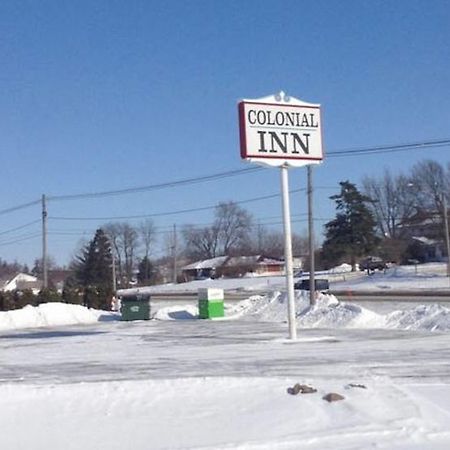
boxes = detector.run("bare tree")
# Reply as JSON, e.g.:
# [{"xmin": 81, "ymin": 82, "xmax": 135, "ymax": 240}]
[
  {"xmin": 139, "ymin": 219, "xmax": 156, "ymax": 259},
  {"xmin": 363, "ymin": 170, "xmax": 416, "ymax": 238},
  {"xmin": 253, "ymin": 226, "xmax": 308, "ymax": 258},
  {"xmin": 410, "ymin": 160, "xmax": 448, "ymax": 214},
  {"xmin": 182, "ymin": 224, "xmax": 219, "ymax": 260},
  {"xmin": 215, "ymin": 201, "xmax": 252, "ymax": 255},
  {"xmin": 120, "ymin": 223, "xmax": 139, "ymax": 287},
  {"xmin": 104, "ymin": 222, "xmax": 139, "ymax": 287},
  {"xmin": 182, "ymin": 201, "xmax": 253, "ymax": 260}
]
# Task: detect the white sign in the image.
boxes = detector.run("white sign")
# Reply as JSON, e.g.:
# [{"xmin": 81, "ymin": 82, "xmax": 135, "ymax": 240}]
[{"xmin": 238, "ymin": 92, "xmax": 323, "ymax": 167}]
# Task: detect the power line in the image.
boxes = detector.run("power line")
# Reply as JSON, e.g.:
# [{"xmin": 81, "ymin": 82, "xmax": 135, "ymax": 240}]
[
  {"xmin": 0, "ymin": 233, "xmax": 41, "ymax": 247},
  {"xmin": 0, "ymin": 199, "xmax": 40, "ymax": 216},
  {"xmin": 46, "ymin": 138, "xmax": 449, "ymax": 201},
  {"xmin": 0, "ymin": 219, "xmax": 41, "ymax": 236},
  {"xmin": 2, "ymin": 138, "xmax": 447, "ymax": 218},
  {"xmin": 327, "ymin": 138, "xmax": 450, "ymax": 157},
  {"xmin": 46, "ymin": 213, "xmax": 312, "ymax": 237},
  {"xmin": 48, "ymin": 188, "xmax": 309, "ymax": 221},
  {"xmin": 47, "ymin": 166, "xmax": 263, "ymax": 202}
]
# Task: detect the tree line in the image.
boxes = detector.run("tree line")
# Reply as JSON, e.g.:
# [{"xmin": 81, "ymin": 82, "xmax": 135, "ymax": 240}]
[
  {"xmin": 1, "ymin": 158, "xmax": 447, "ymax": 310},
  {"xmin": 321, "ymin": 159, "xmax": 450, "ymax": 269}
]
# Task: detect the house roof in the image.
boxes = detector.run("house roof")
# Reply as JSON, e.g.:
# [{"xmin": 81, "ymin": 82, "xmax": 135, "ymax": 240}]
[
  {"xmin": 0, "ymin": 273, "xmax": 39, "ymax": 291},
  {"xmin": 182, "ymin": 255, "xmax": 284, "ymax": 271},
  {"xmin": 182, "ymin": 256, "xmax": 228, "ymax": 271},
  {"xmin": 0, "ymin": 275, "xmax": 12, "ymax": 289},
  {"xmin": 223, "ymin": 256, "xmax": 260, "ymax": 266},
  {"xmin": 411, "ymin": 236, "xmax": 440, "ymax": 246},
  {"xmin": 223, "ymin": 256, "xmax": 284, "ymax": 267}
]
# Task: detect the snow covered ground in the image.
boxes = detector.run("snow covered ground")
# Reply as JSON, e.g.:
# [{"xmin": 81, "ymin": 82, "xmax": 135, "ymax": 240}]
[
  {"xmin": 118, "ymin": 262, "xmax": 450, "ymax": 295},
  {"xmin": 2, "ymin": 263, "xmax": 450, "ymax": 449}
]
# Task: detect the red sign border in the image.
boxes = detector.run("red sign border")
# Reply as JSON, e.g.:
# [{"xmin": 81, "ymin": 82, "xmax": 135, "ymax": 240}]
[{"xmin": 238, "ymin": 100, "xmax": 324, "ymax": 162}]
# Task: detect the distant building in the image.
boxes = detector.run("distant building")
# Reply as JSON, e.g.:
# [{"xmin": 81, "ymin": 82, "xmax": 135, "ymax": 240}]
[
  {"xmin": 0, "ymin": 273, "xmax": 41, "ymax": 294},
  {"xmin": 181, "ymin": 256, "xmax": 229, "ymax": 281},
  {"xmin": 399, "ymin": 212, "xmax": 448, "ymax": 262},
  {"xmin": 181, "ymin": 255, "xmax": 287, "ymax": 281}
]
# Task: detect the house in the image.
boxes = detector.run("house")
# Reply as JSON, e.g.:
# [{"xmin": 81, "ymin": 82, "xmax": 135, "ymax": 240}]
[
  {"xmin": 399, "ymin": 212, "xmax": 448, "ymax": 262},
  {"xmin": 406, "ymin": 236, "xmax": 445, "ymax": 263},
  {"xmin": 181, "ymin": 255, "xmax": 286, "ymax": 281},
  {"xmin": 400, "ymin": 211, "xmax": 444, "ymax": 240},
  {"xmin": 0, "ymin": 273, "xmax": 41, "ymax": 294},
  {"xmin": 218, "ymin": 255, "xmax": 285, "ymax": 277},
  {"xmin": 181, "ymin": 256, "xmax": 229, "ymax": 281}
]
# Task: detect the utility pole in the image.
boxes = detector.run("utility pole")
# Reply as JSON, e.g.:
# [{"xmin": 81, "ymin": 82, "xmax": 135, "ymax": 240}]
[
  {"xmin": 41, "ymin": 194, "xmax": 48, "ymax": 289},
  {"xmin": 112, "ymin": 254, "xmax": 117, "ymax": 294},
  {"xmin": 257, "ymin": 220, "xmax": 262, "ymax": 254},
  {"xmin": 307, "ymin": 166, "xmax": 315, "ymax": 306},
  {"xmin": 172, "ymin": 224, "xmax": 177, "ymax": 284}
]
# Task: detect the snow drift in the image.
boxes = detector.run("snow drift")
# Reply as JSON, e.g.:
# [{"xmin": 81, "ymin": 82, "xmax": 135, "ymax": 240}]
[
  {"xmin": 2, "ymin": 290, "xmax": 450, "ymax": 334},
  {"xmin": 0, "ymin": 303, "xmax": 118, "ymax": 331}
]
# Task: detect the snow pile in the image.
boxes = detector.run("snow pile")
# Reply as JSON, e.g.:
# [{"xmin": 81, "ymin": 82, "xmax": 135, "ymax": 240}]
[
  {"xmin": 235, "ymin": 291, "xmax": 384, "ymax": 328},
  {"xmin": 0, "ymin": 303, "xmax": 118, "ymax": 331},
  {"xmin": 153, "ymin": 304, "xmax": 198, "ymax": 320},
  {"xmin": 328, "ymin": 263, "xmax": 353, "ymax": 273},
  {"xmin": 385, "ymin": 304, "xmax": 450, "ymax": 332},
  {"xmin": 229, "ymin": 292, "xmax": 450, "ymax": 331},
  {"xmin": 297, "ymin": 301, "xmax": 384, "ymax": 329}
]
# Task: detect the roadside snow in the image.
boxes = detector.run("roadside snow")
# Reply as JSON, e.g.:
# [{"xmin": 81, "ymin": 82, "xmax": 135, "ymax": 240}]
[
  {"xmin": 0, "ymin": 303, "xmax": 118, "ymax": 331},
  {"xmin": 2, "ymin": 292, "xmax": 450, "ymax": 333}
]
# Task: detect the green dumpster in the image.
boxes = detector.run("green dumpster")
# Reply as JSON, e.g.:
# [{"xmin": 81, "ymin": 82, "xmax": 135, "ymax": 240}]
[
  {"xmin": 120, "ymin": 294, "xmax": 151, "ymax": 321},
  {"xmin": 198, "ymin": 288, "xmax": 224, "ymax": 319}
]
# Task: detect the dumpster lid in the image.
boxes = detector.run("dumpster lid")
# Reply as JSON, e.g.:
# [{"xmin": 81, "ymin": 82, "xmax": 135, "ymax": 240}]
[{"xmin": 120, "ymin": 293, "xmax": 151, "ymax": 302}]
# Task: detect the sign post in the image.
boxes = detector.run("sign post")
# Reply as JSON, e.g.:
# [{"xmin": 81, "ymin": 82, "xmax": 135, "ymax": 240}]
[{"xmin": 238, "ymin": 92, "xmax": 323, "ymax": 339}]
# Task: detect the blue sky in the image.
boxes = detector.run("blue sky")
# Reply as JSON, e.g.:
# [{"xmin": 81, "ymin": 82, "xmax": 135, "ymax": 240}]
[{"xmin": 1, "ymin": 0, "xmax": 449, "ymax": 266}]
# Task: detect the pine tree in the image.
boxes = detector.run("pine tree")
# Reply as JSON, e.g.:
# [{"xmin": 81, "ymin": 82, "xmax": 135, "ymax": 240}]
[
  {"xmin": 137, "ymin": 256, "xmax": 154, "ymax": 285},
  {"xmin": 62, "ymin": 274, "xmax": 82, "ymax": 304},
  {"xmin": 322, "ymin": 181, "xmax": 379, "ymax": 270},
  {"xmin": 75, "ymin": 229, "xmax": 113, "ymax": 310}
]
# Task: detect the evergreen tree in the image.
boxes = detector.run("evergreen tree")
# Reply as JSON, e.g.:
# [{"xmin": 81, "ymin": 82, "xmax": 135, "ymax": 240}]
[
  {"xmin": 62, "ymin": 274, "xmax": 82, "ymax": 304},
  {"xmin": 37, "ymin": 288, "xmax": 61, "ymax": 304},
  {"xmin": 137, "ymin": 256, "xmax": 154, "ymax": 285},
  {"xmin": 322, "ymin": 181, "xmax": 379, "ymax": 270},
  {"xmin": 75, "ymin": 229, "xmax": 113, "ymax": 310}
]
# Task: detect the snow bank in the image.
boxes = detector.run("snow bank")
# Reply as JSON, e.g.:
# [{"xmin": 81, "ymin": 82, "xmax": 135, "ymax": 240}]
[
  {"xmin": 3, "ymin": 295, "xmax": 450, "ymax": 335},
  {"xmin": 233, "ymin": 291, "xmax": 383, "ymax": 328},
  {"xmin": 0, "ymin": 303, "xmax": 119, "ymax": 331},
  {"xmin": 227, "ymin": 292, "xmax": 450, "ymax": 332},
  {"xmin": 385, "ymin": 304, "xmax": 450, "ymax": 332}
]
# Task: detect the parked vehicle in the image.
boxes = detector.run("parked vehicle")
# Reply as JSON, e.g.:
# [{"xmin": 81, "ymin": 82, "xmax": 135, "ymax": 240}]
[
  {"xmin": 294, "ymin": 278, "xmax": 329, "ymax": 291},
  {"xmin": 359, "ymin": 256, "xmax": 387, "ymax": 272}
]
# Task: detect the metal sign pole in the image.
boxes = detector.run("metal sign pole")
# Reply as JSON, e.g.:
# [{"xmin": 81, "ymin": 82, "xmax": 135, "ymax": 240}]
[
  {"xmin": 443, "ymin": 194, "xmax": 450, "ymax": 282},
  {"xmin": 307, "ymin": 165, "xmax": 316, "ymax": 306},
  {"xmin": 280, "ymin": 165, "xmax": 297, "ymax": 340}
]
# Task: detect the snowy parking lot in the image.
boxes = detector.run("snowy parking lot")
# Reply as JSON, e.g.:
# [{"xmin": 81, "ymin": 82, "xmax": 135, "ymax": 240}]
[{"xmin": 2, "ymin": 264, "xmax": 450, "ymax": 449}]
